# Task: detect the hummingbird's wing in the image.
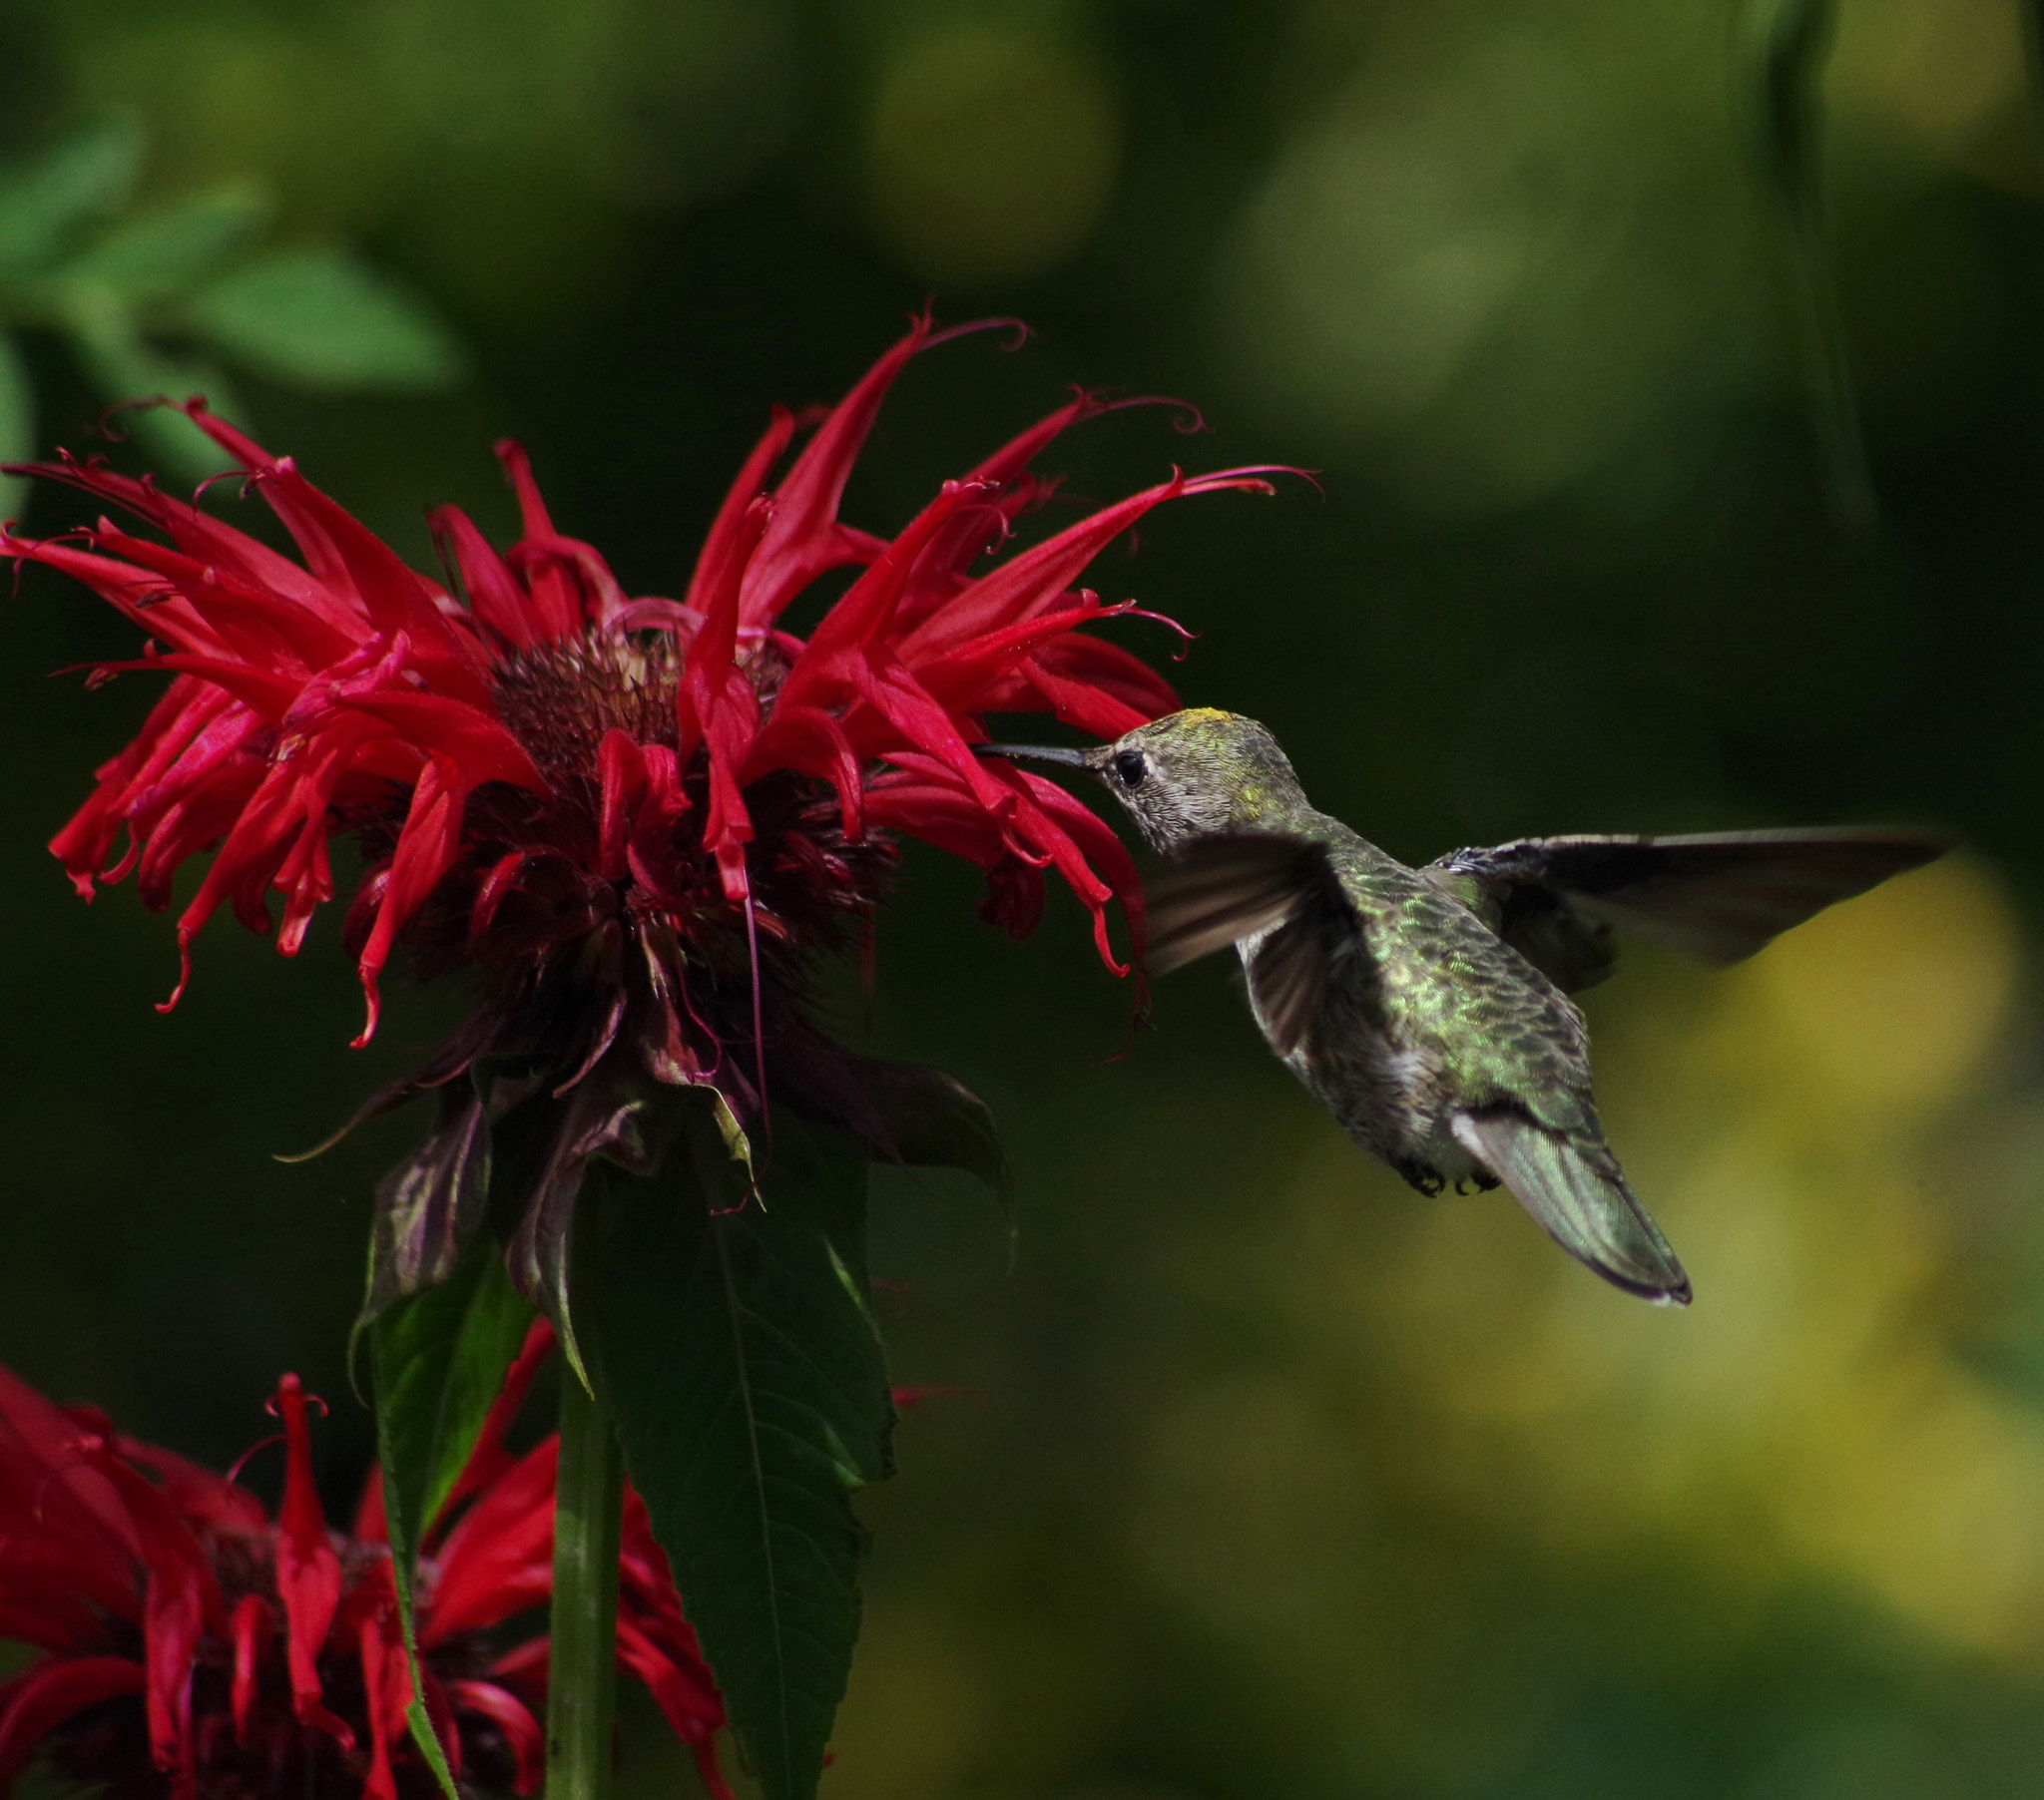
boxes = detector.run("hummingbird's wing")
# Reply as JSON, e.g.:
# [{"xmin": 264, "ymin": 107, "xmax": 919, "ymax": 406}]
[
  {"xmin": 1451, "ymin": 1111, "xmax": 1692, "ymax": 1304},
  {"xmin": 1423, "ymin": 828, "xmax": 1951, "ymax": 994},
  {"xmin": 1145, "ymin": 833, "xmax": 1366, "ymax": 1057}
]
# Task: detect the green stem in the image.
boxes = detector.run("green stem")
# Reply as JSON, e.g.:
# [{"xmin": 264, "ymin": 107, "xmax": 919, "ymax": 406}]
[{"xmin": 548, "ymin": 1366, "xmax": 624, "ymax": 1800}]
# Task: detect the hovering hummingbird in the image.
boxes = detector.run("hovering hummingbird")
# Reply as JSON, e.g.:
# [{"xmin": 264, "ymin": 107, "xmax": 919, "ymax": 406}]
[{"xmin": 978, "ymin": 708, "xmax": 1949, "ymax": 1304}]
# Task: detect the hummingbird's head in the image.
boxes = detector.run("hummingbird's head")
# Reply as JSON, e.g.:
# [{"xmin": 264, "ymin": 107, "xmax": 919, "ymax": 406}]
[{"xmin": 976, "ymin": 708, "xmax": 1306, "ymax": 855}]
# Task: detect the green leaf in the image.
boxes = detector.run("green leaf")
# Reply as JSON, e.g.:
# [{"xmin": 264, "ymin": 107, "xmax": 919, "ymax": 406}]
[
  {"xmin": 370, "ymin": 1239, "xmax": 534, "ymax": 1800},
  {"xmin": 61, "ymin": 283, "xmax": 249, "ymax": 483},
  {"xmin": 370, "ymin": 1236, "xmax": 534, "ymax": 1556},
  {"xmin": 0, "ymin": 331, "xmax": 34, "ymax": 519},
  {"xmin": 382, "ymin": 1530, "xmax": 461, "ymax": 1800},
  {"xmin": 0, "ymin": 116, "xmax": 143, "ymax": 274},
  {"xmin": 62, "ymin": 182, "xmax": 271, "ymax": 300},
  {"xmin": 187, "ymin": 247, "xmax": 468, "ymax": 392},
  {"xmin": 1742, "ymin": 0, "xmax": 1875, "ymax": 533},
  {"xmin": 589, "ymin": 1101, "xmax": 894, "ymax": 1800}
]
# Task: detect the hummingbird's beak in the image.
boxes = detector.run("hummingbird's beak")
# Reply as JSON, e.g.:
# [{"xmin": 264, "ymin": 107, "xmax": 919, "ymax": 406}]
[{"xmin": 972, "ymin": 741, "xmax": 1098, "ymax": 771}]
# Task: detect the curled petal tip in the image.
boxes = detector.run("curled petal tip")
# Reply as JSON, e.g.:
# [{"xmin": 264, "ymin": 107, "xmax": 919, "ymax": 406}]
[{"xmin": 350, "ymin": 983, "xmax": 382, "ymax": 1050}]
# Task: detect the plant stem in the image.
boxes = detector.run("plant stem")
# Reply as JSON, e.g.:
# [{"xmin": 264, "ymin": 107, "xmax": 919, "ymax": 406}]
[{"xmin": 548, "ymin": 1365, "xmax": 624, "ymax": 1800}]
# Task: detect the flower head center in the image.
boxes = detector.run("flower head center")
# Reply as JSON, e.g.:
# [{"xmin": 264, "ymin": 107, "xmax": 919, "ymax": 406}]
[{"xmin": 491, "ymin": 630, "xmax": 682, "ymax": 784}]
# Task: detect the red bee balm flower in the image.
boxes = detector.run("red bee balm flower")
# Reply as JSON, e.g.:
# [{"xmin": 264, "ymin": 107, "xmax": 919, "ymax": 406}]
[
  {"xmin": 0, "ymin": 1323, "xmax": 733, "ymax": 1800},
  {"xmin": 0, "ymin": 318, "xmax": 1277, "ymax": 1336}
]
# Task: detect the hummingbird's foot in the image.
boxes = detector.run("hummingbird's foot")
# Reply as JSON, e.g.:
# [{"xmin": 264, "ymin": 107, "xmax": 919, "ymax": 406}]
[
  {"xmin": 1452, "ymin": 1171, "xmax": 1502, "ymax": 1195},
  {"xmin": 1395, "ymin": 1158, "xmax": 1446, "ymax": 1197}
]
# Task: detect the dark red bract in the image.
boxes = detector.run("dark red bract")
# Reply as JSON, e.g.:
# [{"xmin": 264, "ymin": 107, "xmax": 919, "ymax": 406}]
[{"xmin": 0, "ymin": 1323, "xmax": 731, "ymax": 1800}]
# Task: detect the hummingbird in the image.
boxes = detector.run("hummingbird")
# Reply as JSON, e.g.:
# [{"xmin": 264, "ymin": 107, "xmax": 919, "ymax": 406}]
[{"xmin": 977, "ymin": 708, "xmax": 1949, "ymax": 1304}]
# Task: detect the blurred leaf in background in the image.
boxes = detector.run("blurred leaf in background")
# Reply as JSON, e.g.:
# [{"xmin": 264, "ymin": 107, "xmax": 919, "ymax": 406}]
[{"xmin": 0, "ymin": 114, "xmax": 463, "ymax": 495}]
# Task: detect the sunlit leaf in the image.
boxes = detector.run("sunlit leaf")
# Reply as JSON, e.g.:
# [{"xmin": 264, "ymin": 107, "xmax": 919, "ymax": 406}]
[
  {"xmin": 62, "ymin": 182, "xmax": 272, "ymax": 300},
  {"xmin": 0, "ymin": 332, "xmax": 33, "ymax": 519},
  {"xmin": 0, "ymin": 116, "xmax": 143, "ymax": 273},
  {"xmin": 370, "ymin": 1240, "xmax": 534, "ymax": 1800},
  {"xmin": 590, "ymin": 1104, "xmax": 894, "ymax": 1800},
  {"xmin": 187, "ymin": 247, "xmax": 468, "ymax": 391}
]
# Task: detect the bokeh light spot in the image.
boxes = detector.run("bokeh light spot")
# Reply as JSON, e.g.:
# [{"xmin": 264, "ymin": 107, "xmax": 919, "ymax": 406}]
[
  {"xmin": 1735, "ymin": 855, "xmax": 2016, "ymax": 1119},
  {"xmin": 864, "ymin": 24, "xmax": 1120, "ymax": 288}
]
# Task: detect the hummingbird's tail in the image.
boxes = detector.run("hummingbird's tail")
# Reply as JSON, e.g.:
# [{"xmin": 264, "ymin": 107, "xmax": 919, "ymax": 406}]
[{"xmin": 1451, "ymin": 1111, "xmax": 1692, "ymax": 1306}]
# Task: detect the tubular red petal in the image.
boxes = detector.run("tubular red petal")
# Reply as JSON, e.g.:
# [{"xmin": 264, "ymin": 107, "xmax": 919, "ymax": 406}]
[
  {"xmin": 446, "ymin": 1680, "xmax": 543, "ymax": 1795},
  {"xmin": 427, "ymin": 1317, "xmax": 557, "ymax": 1544},
  {"xmin": 596, "ymin": 729, "xmax": 647, "ymax": 881},
  {"xmin": 908, "ymin": 598, "xmax": 1129, "ymax": 706},
  {"xmin": 505, "ymin": 534, "xmax": 631, "ymax": 634},
  {"xmin": 47, "ymin": 677, "xmax": 238, "ymax": 899},
  {"xmin": 329, "ymin": 691, "xmax": 548, "ymax": 794},
  {"xmin": 269, "ymin": 1375, "xmax": 352, "ymax": 1747},
  {"xmin": 356, "ymin": 1616, "xmax": 408, "ymax": 1800},
  {"xmin": 8, "ymin": 449, "xmax": 355, "ymax": 626},
  {"xmin": 229, "ymin": 1594, "xmax": 274, "ymax": 1741},
  {"xmin": 0, "ymin": 1656, "xmax": 147, "ymax": 1784},
  {"xmin": 118, "ymin": 1440, "xmax": 267, "ymax": 1534},
  {"xmin": 128, "ymin": 654, "xmax": 303, "ymax": 722},
  {"xmin": 682, "ymin": 405, "xmax": 796, "ymax": 619},
  {"xmin": 352, "ymin": 1467, "xmax": 388, "ymax": 1544},
  {"xmin": 425, "ymin": 1439, "xmax": 558, "ymax": 1644},
  {"xmin": 896, "ymin": 467, "xmax": 1278, "ymax": 663},
  {"xmin": 786, "ymin": 478, "xmax": 994, "ymax": 674},
  {"xmin": 71, "ymin": 1439, "xmax": 223, "ymax": 1778},
  {"xmin": 204, "ymin": 436, "xmax": 490, "ymax": 696},
  {"xmin": 87, "ymin": 526, "xmax": 365, "ymax": 669},
  {"xmin": 433, "ymin": 504, "xmax": 542, "ymax": 649},
  {"xmin": 4, "ymin": 538, "xmax": 234, "ymax": 661},
  {"xmin": 740, "ymin": 315, "xmax": 937, "ymax": 628},
  {"xmin": 1006, "ymin": 631, "xmax": 1180, "ymax": 721},
  {"xmin": 0, "ymin": 1370, "xmax": 143, "ymax": 1561},
  {"xmin": 351, "ymin": 772, "xmax": 464, "ymax": 1045},
  {"xmin": 493, "ymin": 442, "xmax": 581, "ymax": 642}
]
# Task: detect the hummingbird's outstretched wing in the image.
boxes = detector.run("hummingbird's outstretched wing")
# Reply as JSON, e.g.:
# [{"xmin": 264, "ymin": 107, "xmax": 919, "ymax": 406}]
[
  {"xmin": 1144, "ymin": 833, "xmax": 1366, "ymax": 1056},
  {"xmin": 1451, "ymin": 1111, "xmax": 1692, "ymax": 1304},
  {"xmin": 1423, "ymin": 828, "xmax": 1951, "ymax": 994}
]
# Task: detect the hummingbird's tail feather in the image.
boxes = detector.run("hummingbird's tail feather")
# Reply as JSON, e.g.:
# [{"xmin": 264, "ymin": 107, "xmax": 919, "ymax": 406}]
[{"xmin": 1450, "ymin": 1111, "xmax": 1692, "ymax": 1306}]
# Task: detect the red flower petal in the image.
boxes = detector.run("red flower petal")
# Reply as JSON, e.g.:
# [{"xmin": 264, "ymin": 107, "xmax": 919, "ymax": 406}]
[
  {"xmin": 229, "ymin": 1594, "xmax": 275, "ymax": 1742},
  {"xmin": 70, "ymin": 1438, "xmax": 223, "ymax": 1778},
  {"xmin": 0, "ymin": 1656, "xmax": 146, "ymax": 1785},
  {"xmin": 269, "ymin": 1376, "xmax": 354, "ymax": 1750},
  {"xmin": 446, "ymin": 1679, "xmax": 543, "ymax": 1795}
]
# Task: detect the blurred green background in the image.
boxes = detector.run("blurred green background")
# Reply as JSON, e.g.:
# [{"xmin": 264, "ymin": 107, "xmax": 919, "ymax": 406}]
[{"xmin": 6, "ymin": 0, "xmax": 2044, "ymax": 1795}]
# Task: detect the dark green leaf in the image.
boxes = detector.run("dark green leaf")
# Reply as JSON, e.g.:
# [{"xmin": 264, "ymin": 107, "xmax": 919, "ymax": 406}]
[
  {"xmin": 0, "ymin": 117, "xmax": 143, "ymax": 273},
  {"xmin": 370, "ymin": 1238, "xmax": 534, "ymax": 1800},
  {"xmin": 187, "ymin": 247, "xmax": 467, "ymax": 391},
  {"xmin": 371, "ymin": 1234, "xmax": 535, "ymax": 1545},
  {"xmin": 0, "ymin": 331, "xmax": 33, "ymax": 517},
  {"xmin": 357, "ymin": 1086, "xmax": 493, "ymax": 1334},
  {"xmin": 589, "ymin": 1100, "xmax": 894, "ymax": 1800},
  {"xmin": 62, "ymin": 284, "xmax": 248, "ymax": 482},
  {"xmin": 63, "ymin": 182, "xmax": 271, "ymax": 300}
]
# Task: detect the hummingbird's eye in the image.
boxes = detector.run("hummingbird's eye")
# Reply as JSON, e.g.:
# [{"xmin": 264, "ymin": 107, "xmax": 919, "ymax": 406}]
[{"xmin": 1112, "ymin": 749, "xmax": 1148, "ymax": 788}]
